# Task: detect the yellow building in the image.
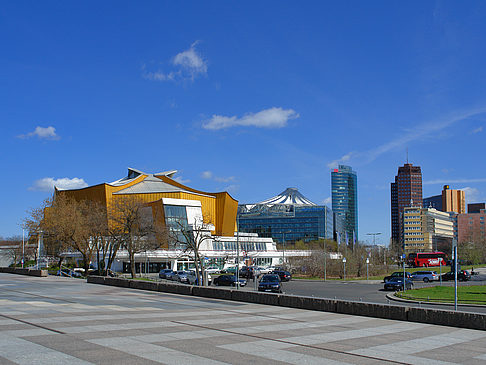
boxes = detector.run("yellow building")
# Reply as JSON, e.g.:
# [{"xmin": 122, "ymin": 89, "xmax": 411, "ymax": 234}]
[
  {"xmin": 55, "ymin": 168, "xmax": 238, "ymax": 237},
  {"xmin": 403, "ymin": 207, "xmax": 454, "ymax": 253},
  {"xmin": 442, "ymin": 185, "xmax": 465, "ymax": 214}
]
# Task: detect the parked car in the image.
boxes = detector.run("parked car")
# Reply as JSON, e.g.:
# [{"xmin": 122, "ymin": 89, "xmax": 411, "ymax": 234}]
[
  {"xmin": 56, "ymin": 268, "xmax": 82, "ymax": 278},
  {"xmin": 88, "ymin": 269, "xmax": 116, "ymax": 277},
  {"xmin": 384, "ymin": 271, "xmax": 412, "ymax": 283},
  {"xmin": 158, "ymin": 269, "xmax": 174, "ymax": 279},
  {"xmin": 258, "ymin": 274, "xmax": 282, "ymax": 293},
  {"xmin": 259, "ymin": 266, "xmax": 275, "ymax": 274},
  {"xmin": 240, "ymin": 266, "xmax": 261, "ymax": 279},
  {"xmin": 213, "ymin": 275, "xmax": 247, "ymax": 287},
  {"xmin": 410, "ymin": 271, "xmax": 439, "ymax": 283},
  {"xmin": 164, "ymin": 271, "xmax": 177, "ymax": 281},
  {"xmin": 221, "ymin": 266, "xmax": 238, "ymax": 274},
  {"xmin": 186, "ymin": 271, "xmax": 212, "ymax": 285},
  {"xmin": 383, "ymin": 277, "xmax": 414, "ymax": 291},
  {"xmin": 441, "ymin": 270, "xmax": 471, "ymax": 282},
  {"xmin": 204, "ymin": 266, "xmax": 221, "ymax": 274},
  {"xmin": 271, "ymin": 270, "xmax": 292, "ymax": 281},
  {"xmin": 174, "ymin": 270, "xmax": 189, "ymax": 283}
]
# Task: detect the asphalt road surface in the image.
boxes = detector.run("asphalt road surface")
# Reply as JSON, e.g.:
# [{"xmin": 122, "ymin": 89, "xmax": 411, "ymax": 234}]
[
  {"xmin": 2, "ymin": 273, "xmax": 486, "ymax": 365},
  {"xmin": 281, "ymin": 278, "xmax": 486, "ymax": 314}
]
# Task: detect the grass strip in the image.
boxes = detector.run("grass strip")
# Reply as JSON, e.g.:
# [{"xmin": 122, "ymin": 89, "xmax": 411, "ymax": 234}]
[{"xmin": 396, "ymin": 285, "xmax": 486, "ymax": 305}]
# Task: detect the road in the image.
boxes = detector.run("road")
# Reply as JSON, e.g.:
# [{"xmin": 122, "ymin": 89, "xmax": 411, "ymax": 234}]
[
  {"xmin": 281, "ymin": 278, "xmax": 486, "ymax": 314},
  {"xmin": 2, "ymin": 273, "xmax": 486, "ymax": 364},
  {"xmin": 154, "ymin": 271, "xmax": 486, "ymax": 314}
]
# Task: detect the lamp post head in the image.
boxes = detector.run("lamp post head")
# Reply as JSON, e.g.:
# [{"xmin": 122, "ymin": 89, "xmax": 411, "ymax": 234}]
[{"xmin": 342, "ymin": 258, "xmax": 346, "ymax": 263}]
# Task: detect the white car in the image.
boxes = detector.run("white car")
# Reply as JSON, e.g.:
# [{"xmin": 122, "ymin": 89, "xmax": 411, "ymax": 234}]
[
  {"xmin": 204, "ymin": 266, "xmax": 220, "ymax": 274},
  {"xmin": 259, "ymin": 267, "xmax": 274, "ymax": 274}
]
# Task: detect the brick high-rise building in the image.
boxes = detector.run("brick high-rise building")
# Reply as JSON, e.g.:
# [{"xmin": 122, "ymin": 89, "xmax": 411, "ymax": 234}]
[
  {"xmin": 468, "ymin": 203, "xmax": 486, "ymax": 214},
  {"xmin": 391, "ymin": 163, "xmax": 423, "ymax": 245},
  {"xmin": 457, "ymin": 209, "xmax": 486, "ymax": 243}
]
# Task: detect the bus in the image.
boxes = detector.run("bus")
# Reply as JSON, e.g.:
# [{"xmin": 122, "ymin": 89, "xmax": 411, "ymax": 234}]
[{"xmin": 407, "ymin": 252, "xmax": 447, "ymax": 267}]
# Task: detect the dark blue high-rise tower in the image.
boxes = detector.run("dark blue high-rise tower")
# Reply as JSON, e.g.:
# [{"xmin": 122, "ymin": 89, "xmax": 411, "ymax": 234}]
[{"xmin": 331, "ymin": 165, "xmax": 358, "ymax": 247}]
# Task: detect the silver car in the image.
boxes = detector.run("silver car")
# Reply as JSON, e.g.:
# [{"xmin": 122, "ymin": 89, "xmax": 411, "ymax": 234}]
[
  {"xmin": 173, "ymin": 271, "xmax": 189, "ymax": 283},
  {"xmin": 187, "ymin": 271, "xmax": 212, "ymax": 285},
  {"xmin": 411, "ymin": 271, "xmax": 439, "ymax": 283}
]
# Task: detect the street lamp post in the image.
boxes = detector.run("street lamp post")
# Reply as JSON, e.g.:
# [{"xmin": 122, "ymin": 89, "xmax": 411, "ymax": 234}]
[
  {"xmin": 22, "ymin": 229, "xmax": 25, "ymax": 269},
  {"xmin": 453, "ymin": 238, "xmax": 458, "ymax": 311},
  {"xmin": 402, "ymin": 253, "xmax": 407, "ymax": 293},
  {"xmin": 319, "ymin": 237, "xmax": 327, "ymax": 281},
  {"xmin": 366, "ymin": 232, "xmax": 382, "ymax": 251},
  {"xmin": 366, "ymin": 257, "xmax": 369, "ymax": 281},
  {"xmin": 342, "ymin": 257, "xmax": 346, "ymax": 281},
  {"xmin": 282, "ymin": 231, "xmax": 291, "ymax": 268},
  {"xmin": 236, "ymin": 215, "xmax": 240, "ymax": 290},
  {"xmin": 366, "ymin": 233, "xmax": 382, "ymax": 266}
]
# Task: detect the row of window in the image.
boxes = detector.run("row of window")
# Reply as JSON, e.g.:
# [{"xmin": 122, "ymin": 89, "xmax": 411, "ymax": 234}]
[{"xmin": 211, "ymin": 241, "xmax": 268, "ymax": 252}]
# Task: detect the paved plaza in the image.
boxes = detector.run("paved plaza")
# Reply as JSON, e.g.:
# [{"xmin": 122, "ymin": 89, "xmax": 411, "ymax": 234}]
[{"xmin": 1, "ymin": 273, "xmax": 486, "ymax": 364}]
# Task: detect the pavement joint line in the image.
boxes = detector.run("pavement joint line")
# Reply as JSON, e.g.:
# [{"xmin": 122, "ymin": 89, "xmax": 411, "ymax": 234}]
[
  {"xmin": 1, "ymin": 288, "xmax": 79, "ymax": 304},
  {"xmin": 0, "ymin": 313, "xmax": 66, "ymax": 335},
  {"xmin": 170, "ymin": 319, "xmax": 411, "ymax": 365},
  {"xmin": 106, "ymin": 289, "xmax": 333, "ymax": 324}
]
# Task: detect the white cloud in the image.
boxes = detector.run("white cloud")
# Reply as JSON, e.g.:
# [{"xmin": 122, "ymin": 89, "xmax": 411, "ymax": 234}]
[
  {"xmin": 18, "ymin": 126, "xmax": 60, "ymax": 140},
  {"xmin": 472, "ymin": 126, "xmax": 483, "ymax": 134},
  {"xmin": 327, "ymin": 107, "xmax": 486, "ymax": 167},
  {"xmin": 173, "ymin": 41, "xmax": 207, "ymax": 79},
  {"xmin": 214, "ymin": 176, "xmax": 235, "ymax": 183},
  {"xmin": 223, "ymin": 184, "xmax": 240, "ymax": 194},
  {"xmin": 201, "ymin": 171, "xmax": 213, "ymax": 179},
  {"xmin": 327, "ymin": 152, "xmax": 354, "ymax": 169},
  {"xmin": 423, "ymin": 178, "xmax": 486, "ymax": 185},
  {"xmin": 29, "ymin": 177, "xmax": 88, "ymax": 192},
  {"xmin": 203, "ymin": 107, "xmax": 299, "ymax": 130},
  {"xmin": 363, "ymin": 108, "xmax": 486, "ymax": 164},
  {"xmin": 143, "ymin": 41, "xmax": 207, "ymax": 82},
  {"xmin": 201, "ymin": 170, "xmax": 235, "ymax": 183},
  {"xmin": 322, "ymin": 197, "xmax": 332, "ymax": 206},
  {"xmin": 174, "ymin": 176, "xmax": 191, "ymax": 185},
  {"xmin": 461, "ymin": 187, "xmax": 481, "ymax": 204}
]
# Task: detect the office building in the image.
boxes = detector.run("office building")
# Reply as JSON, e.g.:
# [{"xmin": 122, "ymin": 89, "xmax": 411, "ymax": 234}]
[
  {"xmin": 442, "ymin": 185, "xmax": 465, "ymax": 214},
  {"xmin": 457, "ymin": 209, "xmax": 486, "ymax": 243},
  {"xmin": 403, "ymin": 207, "xmax": 454, "ymax": 253},
  {"xmin": 238, "ymin": 187, "xmax": 334, "ymax": 244},
  {"xmin": 424, "ymin": 185, "xmax": 465, "ymax": 214},
  {"xmin": 468, "ymin": 203, "xmax": 486, "ymax": 214},
  {"xmin": 391, "ymin": 163, "xmax": 423, "ymax": 245},
  {"xmin": 423, "ymin": 195, "xmax": 442, "ymax": 210},
  {"xmin": 331, "ymin": 165, "xmax": 358, "ymax": 246}
]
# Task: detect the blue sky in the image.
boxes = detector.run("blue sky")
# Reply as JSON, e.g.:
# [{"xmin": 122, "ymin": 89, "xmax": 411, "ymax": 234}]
[{"xmin": 1, "ymin": 1, "xmax": 486, "ymax": 245}]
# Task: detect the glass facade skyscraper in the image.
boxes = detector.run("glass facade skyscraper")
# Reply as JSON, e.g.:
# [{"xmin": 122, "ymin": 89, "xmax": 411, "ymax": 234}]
[
  {"xmin": 331, "ymin": 165, "xmax": 358, "ymax": 246},
  {"xmin": 238, "ymin": 188, "xmax": 334, "ymax": 244}
]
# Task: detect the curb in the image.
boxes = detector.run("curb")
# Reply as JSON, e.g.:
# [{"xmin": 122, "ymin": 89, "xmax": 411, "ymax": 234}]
[{"xmin": 87, "ymin": 276, "xmax": 486, "ymax": 331}]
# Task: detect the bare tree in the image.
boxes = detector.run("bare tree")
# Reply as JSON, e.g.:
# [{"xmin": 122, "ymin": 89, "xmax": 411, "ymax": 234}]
[
  {"xmin": 1, "ymin": 236, "xmax": 22, "ymax": 267},
  {"xmin": 109, "ymin": 197, "xmax": 160, "ymax": 278},
  {"xmin": 169, "ymin": 216, "xmax": 213, "ymax": 286}
]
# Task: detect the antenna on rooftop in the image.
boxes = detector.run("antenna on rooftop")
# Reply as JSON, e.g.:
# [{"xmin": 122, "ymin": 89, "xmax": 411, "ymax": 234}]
[{"xmin": 406, "ymin": 147, "xmax": 409, "ymax": 164}]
